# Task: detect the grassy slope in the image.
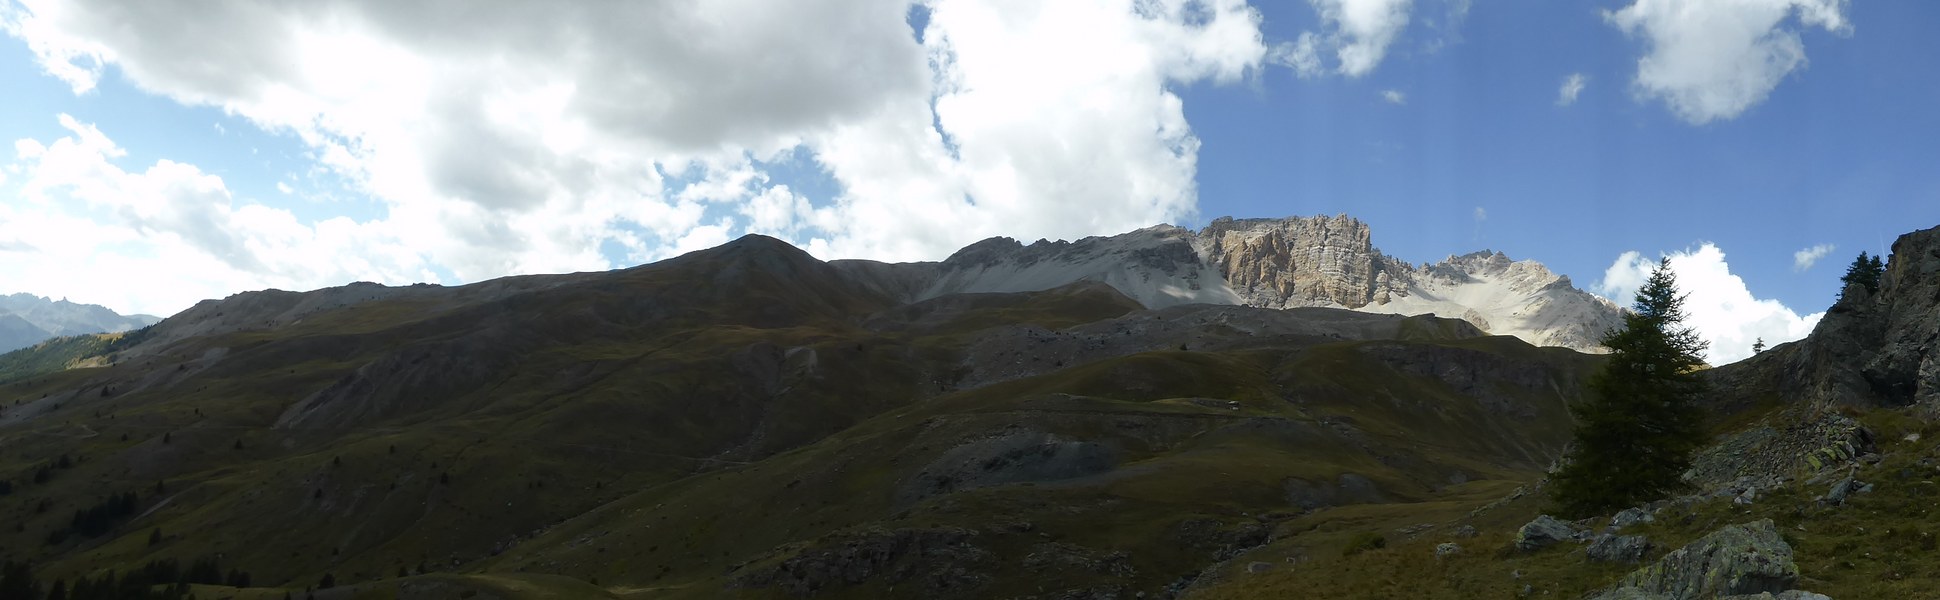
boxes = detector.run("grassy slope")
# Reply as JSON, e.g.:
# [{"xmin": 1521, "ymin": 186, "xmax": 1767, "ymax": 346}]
[
  {"xmin": 0, "ymin": 242, "xmax": 1607, "ymax": 599},
  {"xmin": 1195, "ymin": 407, "xmax": 1940, "ymax": 599},
  {"xmin": 0, "ymin": 332, "xmax": 117, "ymax": 386}
]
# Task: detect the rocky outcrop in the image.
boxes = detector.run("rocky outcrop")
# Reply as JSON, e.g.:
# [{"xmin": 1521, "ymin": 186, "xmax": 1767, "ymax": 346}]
[
  {"xmin": 1710, "ymin": 224, "xmax": 1940, "ymax": 409},
  {"xmin": 1594, "ymin": 519, "xmax": 1821, "ymax": 600},
  {"xmin": 1197, "ymin": 215, "xmax": 1392, "ymax": 309}
]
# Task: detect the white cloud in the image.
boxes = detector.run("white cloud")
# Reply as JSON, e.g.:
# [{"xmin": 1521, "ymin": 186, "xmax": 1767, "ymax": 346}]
[
  {"xmin": 4, "ymin": 115, "xmax": 433, "ymax": 316},
  {"xmin": 1275, "ymin": 0, "xmax": 1414, "ymax": 78},
  {"xmin": 1557, "ymin": 73, "xmax": 1587, "ymax": 106},
  {"xmin": 1793, "ymin": 243, "xmax": 1835, "ymax": 271},
  {"xmin": 1381, "ymin": 89, "xmax": 1406, "ymax": 105},
  {"xmin": 1472, "ymin": 206, "xmax": 1485, "ymax": 222},
  {"xmin": 1605, "ymin": 0, "xmax": 1851, "ymax": 124},
  {"xmin": 275, "ymin": 181, "xmax": 293, "ymax": 195},
  {"xmin": 1, "ymin": 0, "xmax": 1274, "ymax": 312},
  {"xmin": 1596, "ymin": 243, "xmax": 1823, "ymax": 365}
]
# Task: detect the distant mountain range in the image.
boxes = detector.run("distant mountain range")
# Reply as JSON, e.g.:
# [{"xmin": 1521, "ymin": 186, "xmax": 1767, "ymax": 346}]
[
  {"xmin": 835, "ymin": 214, "xmax": 1624, "ymax": 352},
  {"xmin": 0, "ymin": 293, "xmax": 161, "ymax": 353}
]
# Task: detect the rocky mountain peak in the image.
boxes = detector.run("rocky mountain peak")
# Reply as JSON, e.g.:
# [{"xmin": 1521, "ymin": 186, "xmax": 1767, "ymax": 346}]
[{"xmin": 1197, "ymin": 214, "xmax": 1381, "ymax": 309}]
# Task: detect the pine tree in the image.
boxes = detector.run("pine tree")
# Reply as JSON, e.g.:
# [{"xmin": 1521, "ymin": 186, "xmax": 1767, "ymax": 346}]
[
  {"xmin": 1752, "ymin": 337, "xmax": 1765, "ymax": 354},
  {"xmin": 1840, "ymin": 251, "xmax": 1885, "ymax": 297},
  {"xmin": 1550, "ymin": 258, "xmax": 1710, "ymax": 517}
]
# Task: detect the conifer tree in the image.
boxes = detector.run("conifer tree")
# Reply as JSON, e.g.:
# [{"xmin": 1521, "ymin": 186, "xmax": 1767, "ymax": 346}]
[
  {"xmin": 1550, "ymin": 258, "xmax": 1710, "ymax": 517},
  {"xmin": 1840, "ymin": 251, "xmax": 1885, "ymax": 297}
]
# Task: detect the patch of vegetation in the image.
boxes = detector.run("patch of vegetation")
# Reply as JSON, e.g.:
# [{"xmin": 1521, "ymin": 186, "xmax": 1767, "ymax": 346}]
[{"xmin": 0, "ymin": 333, "xmax": 116, "ymax": 385}]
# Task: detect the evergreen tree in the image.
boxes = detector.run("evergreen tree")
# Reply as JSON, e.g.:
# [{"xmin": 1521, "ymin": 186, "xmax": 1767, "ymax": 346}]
[
  {"xmin": 1550, "ymin": 258, "xmax": 1710, "ymax": 517},
  {"xmin": 1752, "ymin": 337, "xmax": 1765, "ymax": 354},
  {"xmin": 1839, "ymin": 251, "xmax": 1885, "ymax": 297}
]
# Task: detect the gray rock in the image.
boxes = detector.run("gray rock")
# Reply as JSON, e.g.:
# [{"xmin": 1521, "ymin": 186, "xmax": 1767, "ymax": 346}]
[
  {"xmin": 1587, "ymin": 533, "xmax": 1652, "ymax": 563},
  {"xmin": 1612, "ymin": 507, "xmax": 1655, "ymax": 530},
  {"xmin": 1821, "ymin": 475, "xmax": 1869, "ymax": 506},
  {"xmin": 1734, "ymin": 487, "xmax": 1758, "ymax": 506},
  {"xmin": 1453, "ymin": 524, "xmax": 1479, "ymax": 538},
  {"xmin": 1592, "ymin": 519, "xmax": 1800, "ymax": 600},
  {"xmin": 1515, "ymin": 514, "xmax": 1580, "ymax": 552},
  {"xmin": 1435, "ymin": 542, "xmax": 1461, "ymax": 558},
  {"xmin": 1246, "ymin": 561, "xmax": 1273, "ymax": 574}
]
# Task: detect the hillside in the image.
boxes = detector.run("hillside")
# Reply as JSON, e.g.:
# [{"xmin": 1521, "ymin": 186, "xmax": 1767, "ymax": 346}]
[
  {"xmin": 0, "ymin": 224, "xmax": 1934, "ymax": 599},
  {"xmin": 0, "ymin": 233, "xmax": 1602, "ymax": 598}
]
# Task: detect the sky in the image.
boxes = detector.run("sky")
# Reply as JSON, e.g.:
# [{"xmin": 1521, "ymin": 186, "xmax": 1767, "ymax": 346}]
[{"xmin": 0, "ymin": 0, "xmax": 1934, "ymax": 365}]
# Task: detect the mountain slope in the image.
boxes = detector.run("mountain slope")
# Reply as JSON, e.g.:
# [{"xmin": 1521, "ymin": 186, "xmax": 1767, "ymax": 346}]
[{"xmin": 0, "ymin": 233, "xmax": 1600, "ymax": 598}]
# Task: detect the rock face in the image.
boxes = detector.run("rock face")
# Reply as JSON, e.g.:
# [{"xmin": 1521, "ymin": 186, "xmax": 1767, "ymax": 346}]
[
  {"xmin": 1197, "ymin": 215, "xmax": 1393, "ymax": 309},
  {"xmin": 1596, "ymin": 520, "xmax": 1810, "ymax": 600},
  {"xmin": 1710, "ymin": 224, "xmax": 1940, "ymax": 409},
  {"xmin": 834, "ymin": 215, "xmax": 1624, "ymax": 353}
]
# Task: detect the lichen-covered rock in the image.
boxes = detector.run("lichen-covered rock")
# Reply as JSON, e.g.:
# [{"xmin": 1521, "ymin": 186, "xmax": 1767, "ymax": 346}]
[
  {"xmin": 1587, "ymin": 533, "xmax": 1652, "ymax": 564},
  {"xmin": 1435, "ymin": 542, "xmax": 1462, "ymax": 558},
  {"xmin": 1514, "ymin": 514, "xmax": 1580, "ymax": 552},
  {"xmin": 1594, "ymin": 520, "xmax": 1801, "ymax": 600}
]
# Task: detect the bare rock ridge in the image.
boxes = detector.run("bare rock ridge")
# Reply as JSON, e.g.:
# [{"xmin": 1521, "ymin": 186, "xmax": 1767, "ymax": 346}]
[
  {"xmin": 834, "ymin": 214, "xmax": 1623, "ymax": 353},
  {"xmin": 1711, "ymin": 223, "xmax": 1940, "ymax": 410}
]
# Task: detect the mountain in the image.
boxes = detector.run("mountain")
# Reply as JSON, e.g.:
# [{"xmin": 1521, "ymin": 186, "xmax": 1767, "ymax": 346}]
[
  {"xmin": 836, "ymin": 215, "xmax": 1624, "ymax": 354},
  {"xmin": 0, "ymin": 231, "xmax": 1601, "ymax": 598},
  {"xmin": 4, "ymin": 222, "xmax": 1933, "ymax": 599},
  {"xmin": 0, "ymin": 292, "xmax": 162, "ymax": 353}
]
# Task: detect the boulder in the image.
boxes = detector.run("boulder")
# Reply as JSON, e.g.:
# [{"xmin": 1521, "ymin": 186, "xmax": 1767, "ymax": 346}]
[
  {"xmin": 1453, "ymin": 524, "xmax": 1480, "ymax": 538},
  {"xmin": 1515, "ymin": 514, "xmax": 1580, "ymax": 552},
  {"xmin": 1586, "ymin": 534, "xmax": 1651, "ymax": 564},
  {"xmin": 1611, "ymin": 507, "xmax": 1654, "ymax": 530},
  {"xmin": 1435, "ymin": 542, "xmax": 1461, "ymax": 559},
  {"xmin": 1821, "ymin": 475, "xmax": 1871, "ymax": 506},
  {"xmin": 1592, "ymin": 520, "xmax": 1813, "ymax": 600}
]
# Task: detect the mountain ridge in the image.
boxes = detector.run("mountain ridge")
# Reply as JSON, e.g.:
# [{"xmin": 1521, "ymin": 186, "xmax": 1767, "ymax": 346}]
[
  {"xmin": 0, "ymin": 292, "xmax": 161, "ymax": 353},
  {"xmin": 837, "ymin": 215, "xmax": 1622, "ymax": 353}
]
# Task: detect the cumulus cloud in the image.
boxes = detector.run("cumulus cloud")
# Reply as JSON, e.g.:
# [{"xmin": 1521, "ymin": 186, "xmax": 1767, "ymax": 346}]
[
  {"xmin": 1557, "ymin": 73, "xmax": 1587, "ymax": 106},
  {"xmin": 1275, "ymin": 0, "xmax": 1413, "ymax": 78},
  {"xmin": 1604, "ymin": 0, "xmax": 1851, "ymax": 124},
  {"xmin": 1793, "ymin": 243, "xmax": 1835, "ymax": 271},
  {"xmin": 4, "ymin": 115, "xmax": 433, "ymax": 316},
  {"xmin": 1, "ymin": 0, "xmax": 1273, "ymax": 312},
  {"xmin": 1596, "ymin": 243, "xmax": 1823, "ymax": 365},
  {"xmin": 1381, "ymin": 89, "xmax": 1406, "ymax": 104}
]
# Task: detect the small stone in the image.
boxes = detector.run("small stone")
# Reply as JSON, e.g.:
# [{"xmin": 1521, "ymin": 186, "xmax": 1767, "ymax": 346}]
[
  {"xmin": 1453, "ymin": 524, "xmax": 1479, "ymax": 538},
  {"xmin": 1246, "ymin": 561, "xmax": 1273, "ymax": 573},
  {"xmin": 1435, "ymin": 542, "xmax": 1461, "ymax": 558}
]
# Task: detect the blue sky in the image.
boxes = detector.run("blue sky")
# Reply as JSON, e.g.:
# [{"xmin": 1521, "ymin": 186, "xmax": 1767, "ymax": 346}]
[{"xmin": 0, "ymin": 0, "xmax": 1933, "ymax": 362}]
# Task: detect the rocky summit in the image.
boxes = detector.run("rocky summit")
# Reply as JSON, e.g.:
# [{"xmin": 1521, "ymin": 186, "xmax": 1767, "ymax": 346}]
[
  {"xmin": 0, "ymin": 221, "xmax": 1938, "ymax": 599},
  {"xmin": 838, "ymin": 214, "xmax": 1624, "ymax": 354}
]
